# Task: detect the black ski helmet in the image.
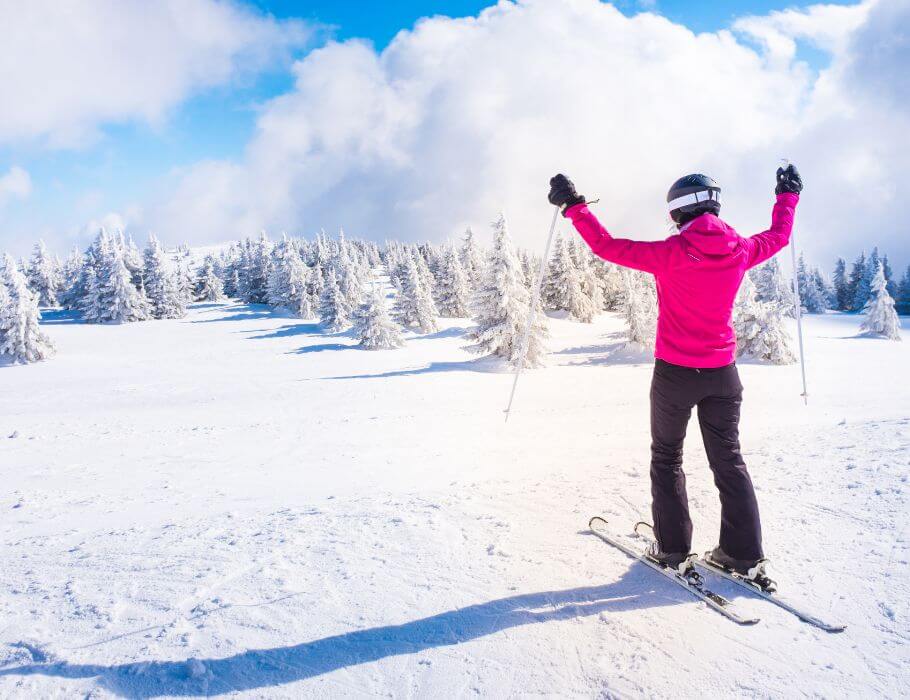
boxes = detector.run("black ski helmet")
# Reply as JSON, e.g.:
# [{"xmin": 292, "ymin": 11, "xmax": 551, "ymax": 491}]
[{"xmin": 667, "ymin": 174, "xmax": 721, "ymax": 226}]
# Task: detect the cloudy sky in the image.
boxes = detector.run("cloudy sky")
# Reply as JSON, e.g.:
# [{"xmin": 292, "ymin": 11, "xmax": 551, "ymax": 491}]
[{"xmin": 0, "ymin": 0, "xmax": 907, "ymax": 273}]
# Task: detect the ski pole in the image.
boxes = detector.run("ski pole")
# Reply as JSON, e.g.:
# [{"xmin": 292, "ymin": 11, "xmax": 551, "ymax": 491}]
[
  {"xmin": 504, "ymin": 205, "xmax": 561, "ymax": 422},
  {"xmin": 782, "ymin": 158, "xmax": 809, "ymax": 405}
]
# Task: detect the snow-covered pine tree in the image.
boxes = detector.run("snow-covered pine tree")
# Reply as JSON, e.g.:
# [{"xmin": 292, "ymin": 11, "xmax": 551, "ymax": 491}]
[
  {"xmin": 859, "ymin": 261, "xmax": 901, "ymax": 340},
  {"xmin": 143, "ymin": 235, "xmax": 186, "ymax": 319},
  {"xmin": 751, "ymin": 257, "xmax": 794, "ymax": 316},
  {"xmin": 853, "ymin": 248, "xmax": 879, "ymax": 312},
  {"xmin": 413, "ymin": 248, "xmax": 436, "ymax": 300},
  {"xmin": 623, "ymin": 269, "xmax": 657, "ymax": 349},
  {"xmin": 27, "ymin": 240, "xmax": 61, "ymax": 307},
  {"xmin": 195, "ymin": 255, "xmax": 225, "ymax": 302},
  {"xmin": 734, "ymin": 274, "xmax": 796, "ymax": 364},
  {"xmin": 846, "ymin": 252, "xmax": 866, "ymax": 311},
  {"xmin": 897, "ymin": 266, "xmax": 910, "ymax": 316},
  {"xmin": 57, "ymin": 247, "xmax": 85, "ymax": 310},
  {"xmin": 270, "ymin": 240, "xmax": 314, "ymax": 318},
  {"xmin": 812, "ymin": 267, "xmax": 833, "ymax": 310},
  {"xmin": 518, "ymin": 249, "xmax": 535, "ymax": 291},
  {"xmin": 434, "ymin": 246, "xmax": 471, "ymax": 317},
  {"xmin": 393, "ymin": 253, "xmax": 438, "ymax": 333},
  {"xmin": 881, "ymin": 254, "xmax": 897, "ymax": 298},
  {"xmin": 544, "ymin": 235, "xmax": 595, "ymax": 322},
  {"xmin": 318, "ymin": 267, "xmax": 351, "ymax": 331},
  {"xmin": 574, "ymin": 240, "xmax": 604, "ymax": 317},
  {"xmin": 460, "ymin": 226, "xmax": 483, "ymax": 289},
  {"xmin": 84, "ymin": 230, "xmax": 150, "ymax": 323},
  {"xmin": 832, "ymin": 257, "xmax": 850, "ymax": 311},
  {"xmin": 243, "ymin": 233, "xmax": 272, "ymax": 304},
  {"xmin": 0, "ymin": 254, "xmax": 55, "ymax": 363},
  {"xmin": 465, "ymin": 213, "xmax": 547, "ymax": 367},
  {"xmin": 796, "ymin": 255, "xmax": 827, "ymax": 314},
  {"xmin": 591, "ymin": 256, "xmax": 624, "ymax": 311},
  {"xmin": 354, "ymin": 286, "xmax": 404, "ymax": 350},
  {"xmin": 266, "ymin": 237, "xmax": 293, "ymax": 308},
  {"xmin": 220, "ymin": 245, "xmax": 240, "ymax": 297},
  {"xmin": 121, "ymin": 233, "xmax": 145, "ymax": 292}
]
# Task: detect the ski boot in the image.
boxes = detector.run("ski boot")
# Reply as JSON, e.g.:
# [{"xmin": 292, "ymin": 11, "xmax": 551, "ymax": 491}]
[
  {"xmin": 706, "ymin": 546, "xmax": 777, "ymax": 592},
  {"xmin": 646, "ymin": 542, "xmax": 695, "ymax": 576}
]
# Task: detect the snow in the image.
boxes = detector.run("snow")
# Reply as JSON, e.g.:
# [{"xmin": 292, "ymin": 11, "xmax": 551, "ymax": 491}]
[{"xmin": 1, "ymin": 301, "xmax": 908, "ymax": 697}]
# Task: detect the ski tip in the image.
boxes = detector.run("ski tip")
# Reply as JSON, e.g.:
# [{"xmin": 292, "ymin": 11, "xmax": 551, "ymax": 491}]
[{"xmin": 588, "ymin": 516, "xmax": 607, "ymax": 530}]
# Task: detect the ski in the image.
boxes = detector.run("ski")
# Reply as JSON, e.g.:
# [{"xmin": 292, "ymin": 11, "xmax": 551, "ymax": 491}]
[
  {"xmin": 630, "ymin": 520, "xmax": 846, "ymax": 633},
  {"xmin": 694, "ymin": 555, "xmax": 846, "ymax": 633},
  {"xmin": 588, "ymin": 517, "xmax": 759, "ymax": 626}
]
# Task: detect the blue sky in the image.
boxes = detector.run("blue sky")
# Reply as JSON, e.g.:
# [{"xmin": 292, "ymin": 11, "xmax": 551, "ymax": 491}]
[{"xmin": 3, "ymin": 0, "xmax": 904, "ymax": 270}]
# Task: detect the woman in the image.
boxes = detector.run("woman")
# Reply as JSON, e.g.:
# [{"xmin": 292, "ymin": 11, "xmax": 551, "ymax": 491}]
[{"xmin": 547, "ymin": 166, "xmax": 802, "ymax": 576}]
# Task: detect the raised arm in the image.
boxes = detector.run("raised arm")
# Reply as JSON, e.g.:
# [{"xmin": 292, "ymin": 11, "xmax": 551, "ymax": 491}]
[
  {"xmin": 548, "ymin": 174, "xmax": 669, "ymax": 275},
  {"xmin": 744, "ymin": 164, "xmax": 803, "ymax": 269},
  {"xmin": 565, "ymin": 203, "xmax": 670, "ymax": 274},
  {"xmin": 743, "ymin": 193, "xmax": 799, "ymax": 269}
]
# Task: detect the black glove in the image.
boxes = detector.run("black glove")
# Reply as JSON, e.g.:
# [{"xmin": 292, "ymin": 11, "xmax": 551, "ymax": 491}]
[
  {"xmin": 775, "ymin": 164, "xmax": 803, "ymax": 195},
  {"xmin": 548, "ymin": 174, "xmax": 586, "ymax": 211}
]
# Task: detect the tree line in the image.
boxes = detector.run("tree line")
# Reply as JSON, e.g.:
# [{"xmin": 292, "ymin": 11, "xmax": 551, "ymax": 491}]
[{"xmin": 0, "ymin": 222, "xmax": 903, "ymax": 365}]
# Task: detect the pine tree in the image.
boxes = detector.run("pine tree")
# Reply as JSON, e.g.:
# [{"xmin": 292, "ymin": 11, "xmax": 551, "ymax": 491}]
[
  {"xmin": 860, "ymin": 262, "xmax": 901, "ymax": 340},
  {"xmin": 575, "ymin": 242, "xmax": 604, "ymax": 317},
  {"xmin": 751, "ymin": 257, "xmax": 794, "ymax": 316},
  {"xmin": 354, "ymin": 286, "xmax": 404, "ymax": 350},
  {"xmin": 897, "ymin": 266, "xmax": 910, "ymax": 316},
  {"xmin": 27, "ymin": 240, "xmax": 61, "ymax": 307},
  {"xmin": 465, "ymin": 213, "xmax": 548, "ymax": 367},
  {"xmin": 832, "ymin": 258, "xmax": 849, "ymax": 311},
  {"xmin": 796, "ymin": 255, "xmax": 827, "ymax": 314},
  {"xmin": 57, "ymin": 248, "xmax": 85, "ymax": 310},
  {"xmin": 173, "ymin": 250, "xmax": 195, "ymax": 306},
  {"xmin": 195, "ymin": 255, "xmax": 225, "ymax": 302},
  {"xmin": 0, "ymin": 254, "xmax": 55, "ymax": 363},
  {"xmin": 143, "ymin": 235, "xmax": 186, "ymax": 319},
  {"xmin": 881, "ymin": 254, "xmax": 897, "ymax": 298},
  {"xmin": 460, "ymin": 227, "xmax": 483, "ymax": 289},
  {"xmin": 318, "ymin": 267, "xmax": 351, "ymax": 331},
  {"xmin": 243, "ymin": 233, "xmax": 272, "ymax": 304},
  {"xmin": 734, "ymin": 274, "xmax": 796, "ymax": 364},
  {"xmin": 852, "ymin": 249, "xmax": 878, "ymax": 312},
  {"xmin": 846, "ymin": 252, "xmax": 866, "ymax": 311},
  {"xmin": 270, "ymin": 241, "xmax": 314, "ymax": 318},
  {"xmin": 393, "ymin": 254, "xmax": 438, "ymax": 333},
  {"xmin": 434, "ymin": 246, "xmax": 471, "ymax": 318},
  {"xmin": 591, "ymin": 257, "xmax": 624, "ymax": 311},
  {"xmin": 545, "ymin": 235, "xmax": 595, "ymax": 322},
  {"xmin": 84, "ymin": 230, "xmax": 150, "ymax": 323},
  {"xmin": 623, "ymin": 269, "xmax": 657, "ymax": 349},
  {"xmin": 121, "ymin": 233, "xmax": 145, "ymax": 292}
]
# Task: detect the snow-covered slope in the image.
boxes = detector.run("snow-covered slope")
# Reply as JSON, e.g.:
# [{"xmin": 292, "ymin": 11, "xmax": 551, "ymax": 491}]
[{"xmin": 1, "ymin": 304, "xmax": 907, "ymax": 698}]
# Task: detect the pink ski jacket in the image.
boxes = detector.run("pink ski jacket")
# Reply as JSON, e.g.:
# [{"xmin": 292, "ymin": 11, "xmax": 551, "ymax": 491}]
[{"xmin": 566, "ymin": 192, "xmax": 799, "ymax": 368}]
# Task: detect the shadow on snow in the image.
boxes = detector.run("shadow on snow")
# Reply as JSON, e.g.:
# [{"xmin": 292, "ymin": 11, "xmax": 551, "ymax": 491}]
[
  {"xmin": 38, "ymin": 309, "xmax": 84, "ymax": 325},
  {"xmin": 0, "ymin": 564, "xmax": 680, "ymax": 697}
]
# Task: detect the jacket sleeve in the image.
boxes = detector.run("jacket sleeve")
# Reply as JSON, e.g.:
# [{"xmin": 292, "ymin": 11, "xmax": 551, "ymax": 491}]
[
  {"xmin": 743, "ymin": 192, "xmax": 800, "ymax": 269},
  {"xmin": 565, "ymin": 204, "xmax": 670, "ymax": 275}
]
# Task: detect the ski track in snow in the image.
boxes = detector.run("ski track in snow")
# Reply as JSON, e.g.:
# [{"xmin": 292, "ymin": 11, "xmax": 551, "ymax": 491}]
[{"xmin": 0, "ymin": 300, "xmax": 907, "ymax": 698}]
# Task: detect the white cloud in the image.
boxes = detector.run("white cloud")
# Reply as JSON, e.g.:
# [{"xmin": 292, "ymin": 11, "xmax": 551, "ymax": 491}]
[
  {"xmin": 135, "ymin": 0, "xmax": 910, "ymax": 269},
  {"xmin": 0, "ymin": 166, "xmax": 32, "ymax": 205},
  {"xmin": 733, "ymin": 2, "xmax": 871, "ymax": 66},
  {"xmin": 0, "ymin": 0, "xmax": 312, "ymax": 147}
]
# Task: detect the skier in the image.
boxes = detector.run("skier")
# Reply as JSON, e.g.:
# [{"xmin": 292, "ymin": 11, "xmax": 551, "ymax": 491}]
[{"xmin": 548, "ymin": 166, "xmax": 802, "ymax": 575}]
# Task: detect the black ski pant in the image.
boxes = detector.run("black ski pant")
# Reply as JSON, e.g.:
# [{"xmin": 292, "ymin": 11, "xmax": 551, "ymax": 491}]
[{"xmin": 649, "ymin": 358, "xmax": 763, "ymax": 560}]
